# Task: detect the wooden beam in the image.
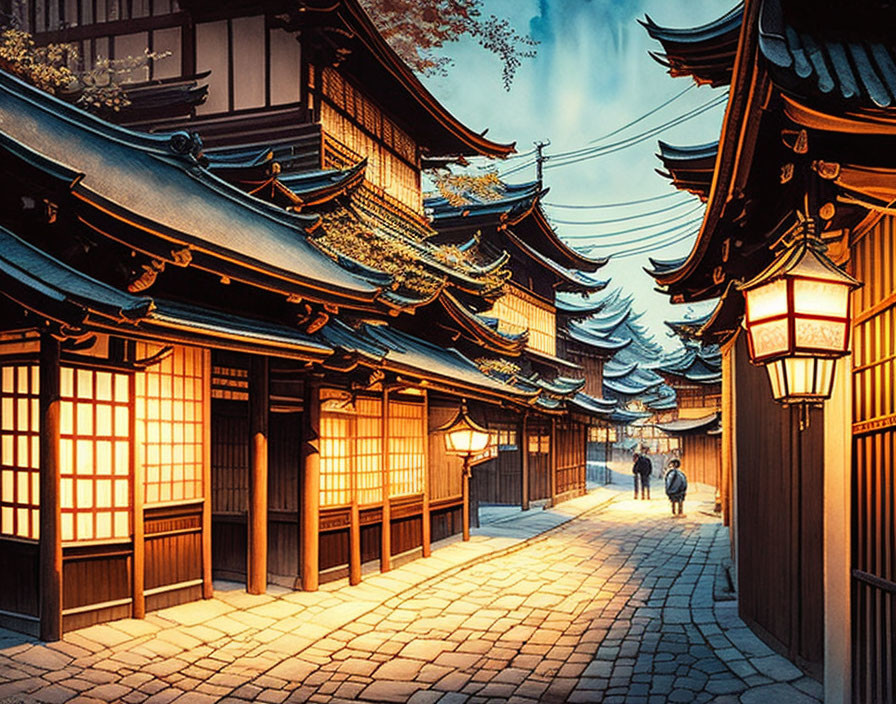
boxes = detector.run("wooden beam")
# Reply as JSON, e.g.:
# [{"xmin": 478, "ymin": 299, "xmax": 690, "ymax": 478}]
[
  {"xmin": 39, "ymin": 334, "xmax": 62, "ymax": 642},
  {"xmin": 421, "ymin": 389, "xmax": 431, "ymax": 558},
  {"xmin": 349, "ymin": 405, "xmax": 361, "ymax": 585},
  {"xmin": 550, "ymin": 417, "xmax": 558, "ymax": 506},
  {"xmin": 381, "ymin": 388, "xmax": 391, "ymax": 572},
  {"xmin": 201, "ymin": 349, "xmax": 213, "ymax": 599},
  {"xmin": 131, "ymin": 371, "xmax": 145, "ymax": 619},
  {"xmin": 462, "ymin": 455, "xmax": 470, "ymax": 542},
  {"xmin": 301, "ymin": 380, "xmax": 320, "ymax": 591},
  {"xmin": 521, "ymin": 414, "xmax": 529, "ymax": 510},
  {"xmin": 247, "ymin": 356, "xmax": 268, "ymax": 595}
]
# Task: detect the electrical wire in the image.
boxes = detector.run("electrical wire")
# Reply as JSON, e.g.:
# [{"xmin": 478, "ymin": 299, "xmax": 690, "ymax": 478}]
[
  {"xmin": 548, "ymin": 197, "xmax": 695, "ymax": 226},
  {"xmin": 558, "ymin": 206, "xmax": 705, "ymax": 240},
  {"xmin": 605, "ymin": 229, "xmax": 699, "ymax": 259},
  {"xmin": 543, "ymin": 95, "xmax": 727, "ymax": 170},
  {"xmin": 587, "ymin": 84, "xmax": 695, "ymax": 145},
  {"xmin": 573, "ymin": 215, "xmax": 703, "ymax": 252},
  {"xmin": 543, "ymin": 191, "xmax": 682, "ymax": 209}
]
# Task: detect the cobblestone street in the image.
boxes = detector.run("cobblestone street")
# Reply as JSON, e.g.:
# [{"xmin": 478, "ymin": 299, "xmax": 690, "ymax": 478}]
[{"xmin": 0, "ymin": 482, "xmax": 823, "ymax": 704}]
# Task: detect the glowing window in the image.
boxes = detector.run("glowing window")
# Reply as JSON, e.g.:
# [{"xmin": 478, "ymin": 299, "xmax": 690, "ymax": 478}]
[
  {"xmin": 59, "ymin": 367, "xmax": 131, "ymax": 542},
  {"xmin": 319, "ymin": 396, "xmax": 384, "ymax": 508},
  {"xmin": 136, "ymin": 345, "xmax": 206, "ymax": 505},
  {"xmin": 387, "ymin": 399, "xmax": 425, "ymax": 498},
  {"xmin": 490, "ymin": 288, "xmax": 556, "ymax": 357},
  {"xmin": 527, "ymin": 434, "xmax": 550, "ymax": 454},
  {"xmin": 0, "ymin": 365, "xmax": 40, "ymax": 540},
  {"xmin": 320, "ymin": 413, "xmax": 351, "ymax": 508},
  {"xmin": 355, "ymin": 397, "xmax": 383, "ymax": 505}
]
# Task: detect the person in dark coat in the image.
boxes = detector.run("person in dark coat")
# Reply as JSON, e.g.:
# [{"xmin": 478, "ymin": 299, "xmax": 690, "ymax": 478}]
[
  {"xmin": 632, "ymin": 448, "xmax": 652, "ymax": 500},
  {"xmin": 664, "ymin": 458, "xmax": 688, "ymax": 516}
]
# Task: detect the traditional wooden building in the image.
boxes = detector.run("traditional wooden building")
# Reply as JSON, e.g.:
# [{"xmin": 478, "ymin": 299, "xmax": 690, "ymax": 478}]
[
  {"xmin": 0, "ymin": 0, "xmax": 617, "ymax": 641},
  {"xmin": 655, "ymin": 321, "xmax": 723, "ymax": 497},
  {"xmin": 645, "ymin": 0, "xmax": 896, "ymax": 698},
  {"xmin": 424, "ymin": 180, "xmax": 615, "ymax": 510}
]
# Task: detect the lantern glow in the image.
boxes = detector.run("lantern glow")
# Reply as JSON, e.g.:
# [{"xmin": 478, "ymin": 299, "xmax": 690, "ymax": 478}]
[
  {"xmin": 740, "ymin": 228, "xmax": 861, "ymax": 405},
  {"xmin": 437, "ymin": 402, "xmax": 493, "ymax": 542},
  {"xmin": 439, "ymin": 404, "xmax": 492, "ymax": 456}
]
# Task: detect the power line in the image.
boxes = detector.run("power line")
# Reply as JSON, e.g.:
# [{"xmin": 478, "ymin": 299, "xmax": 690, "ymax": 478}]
[
  {"xmin": 543, "ymin": 191, "xmax": 682, "ymax": 209},
  {"xmin": 587, "ymin": 84, "xmax": 695, "ymax": 145},
  {"xmin": 543, "ymin": 95, "xmax": 727, "ymax": 170},
  {"xmin": 572, "ymin": 215, "xmax": 703, "ymax": 252},
  {"xmin": 548, "ymin": 197, "xmax": 696, "ymax": 226},
  {"xmin": 558, "ymin": 206, "xmax": 705, "ymax": 240},
  {"xmin": 606, "ymin": 229, "xmax": 699, "ymax": 259}
]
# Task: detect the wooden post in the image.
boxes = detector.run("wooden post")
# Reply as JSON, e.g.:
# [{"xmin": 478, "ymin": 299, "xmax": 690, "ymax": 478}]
[
  {"xmin": 421, "ymin": 389, "xmax": 431, "ymax": 558},
  {"xmin": 247, "ymin": 356, "xmax": 268, "ymax": 595},
  {"xmin": 520, "ymin": 413, "xmax": 529, "ymax": 511},
  {"xmin": 549, "ymin": 417, "xmax": 557, "ymax": 506},
  {"xmin": 380, "ymin": 388, "xmax": 391, "ymax": 572},
  {"xmin": 131, "ymin": 371, "xmax": 145, "ymax": 618},
  {"xmin": 201, "ymin": 349, "xmax": 213, "ymax": 598},
  {"xmin": 301, "ymin": 380, "xmax": 320, "ymax": 591},
  {"xmin": 349, "ymin": 401, "xmax": 361, "ymax": 585},
  {"xmin": 461, "ymin": 455, "xmax": 471, "ymax": 541},
  {"xmin": 39, "ymin": 334, "xmax": 62, "ymax": 642}
]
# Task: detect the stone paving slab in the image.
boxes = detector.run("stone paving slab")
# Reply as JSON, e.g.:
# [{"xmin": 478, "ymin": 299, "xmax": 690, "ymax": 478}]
[{"xmin": 0, "ymin": 477, "xmax": 821, "ymax": 703}]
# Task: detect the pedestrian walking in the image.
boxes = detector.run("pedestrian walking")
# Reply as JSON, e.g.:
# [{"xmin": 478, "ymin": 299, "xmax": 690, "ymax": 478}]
[
  {"xmin": 632, "ymin": 447, "xmax": 652, "ymax": 500},
  {"xmin": 664, "ymin": 459, "xmax": 688, "ymax": 516}
]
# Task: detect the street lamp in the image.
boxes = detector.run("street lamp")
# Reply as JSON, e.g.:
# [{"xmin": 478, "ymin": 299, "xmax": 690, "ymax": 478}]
[
  {"xmin": 438, "ymin": 401, "xmax": 492, "ymax": 541},
  {"xmin": 739, "ymin": 220, "xmax": 861, "ymax": 404}
]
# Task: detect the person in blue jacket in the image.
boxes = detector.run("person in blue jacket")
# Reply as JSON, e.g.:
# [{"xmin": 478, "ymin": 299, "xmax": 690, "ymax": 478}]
[
  {"xmin": 664, "ymin": 458, "xmax": 688, "ymax": 516},
  {"xmin": 632, "ymin": 447, "xmax": 652, "ymax": 500}
]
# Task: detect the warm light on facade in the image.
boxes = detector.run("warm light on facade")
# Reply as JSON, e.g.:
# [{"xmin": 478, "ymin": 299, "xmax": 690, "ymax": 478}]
[
  {"xmin": 740, "ymin": 227, "xmax": 860, "ymax": 404},
  {"xmin": 439, "ymin": 404, "xmax": 492, "ymax": 456}
]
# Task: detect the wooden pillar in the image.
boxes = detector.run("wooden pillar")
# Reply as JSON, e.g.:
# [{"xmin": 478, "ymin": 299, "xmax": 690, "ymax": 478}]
[
  {"xmin": 301, "ymin": 380, "xmax": 320, "ymax": 591},
  {"xmin": 39, "ymin": 334, "xmax": 62, "ymax": 642},
  {"xmin": 461, "ymin": 456, "xmax": 470, "ymax": 541},
  {"xmin": 349, "ymin": 406, "xmax": 361, "ymax": 585},
  {"xmin": 131, "ymin": 371, "xmax": 145, "ymax": 619},
  {"xmin": 201, "ymin": 349, "xmax": 213, "ymax": 598},
  {"xmin": 421, "ymin": 389, "xmax": 431, "ymax": 558},
  {"xmin": 380, "ymin": 388, "xmax": 391, "ymax": 572},
  {"xmin": 247, "ymin": 356, "xmax": 268, "ymax": 595},
  {"xmin": 549, "ymin": 417, "xmax": 557, "ymax": 506},
  {"xmin": 520, "ymin": 414, "xmax": 529, "ymax": 510}
]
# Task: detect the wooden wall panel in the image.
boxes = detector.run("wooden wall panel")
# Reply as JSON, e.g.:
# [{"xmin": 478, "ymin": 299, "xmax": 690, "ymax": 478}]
[
  {"xmin": 361, "ymin": 523, "xmax": 381, "ymax": 564},
  {"xmin": 211, "ymin": 401, "xmax": 248, "ymax": 579},
  {"xmin": 391, "ymin": 515, "xmax": 422, "ymax": 556},
  {"xmin": 428, "ymin": 402, "xmax": 463, "ymax": 502},
  {"xmin": 556, "ymin": 421, "xmax": 586, "ymax": 499},
  {"xmin": 527, "ymin": 421, "xmax": 551, "ymax": 501},
  {"xmin": 851, "ymin": 215, "xmax": 896, "ymax": 704},
  {"xmin": 681, "ymin": 434, "xmax": 721, "ymax": 488},
  {"xmin": 267, "ymin": 412, "xmax": 301, "ymax": 579},
  {"xmin": 734, "ymin": 335, "xmax": 824, "ymax": 678},
  {"xmin": 212, "ymin": 517, "xmax": 246, "ymax": 580},
  {"xmin": 430, "ymin": 505, "xmax": 462, "ymax": 543},
  {"xmin": 320, "ymin": 528, "xmax": 348, "ymax": 572},
  {"xmin": 0, "ymin": 540, "xmax": 38, "ymax": 616}
]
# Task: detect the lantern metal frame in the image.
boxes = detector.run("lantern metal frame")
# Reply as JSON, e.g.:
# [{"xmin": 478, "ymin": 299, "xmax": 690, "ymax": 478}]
[
  {"xmin": 738, "ymin": 219, "xmax": 861, "ymax": 405},
  {"xmin": 436, "ymin": 401, "xmax": 493, "ymax": 541}
]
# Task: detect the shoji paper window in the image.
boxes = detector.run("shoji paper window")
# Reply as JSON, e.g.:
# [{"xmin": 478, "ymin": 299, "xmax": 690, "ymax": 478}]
[
  {"xmin": 0, "ymin": 365, "xmax": 40, "ymax": 539},
  {"xmin": 388, "ymin": 399, "xmax": 425, "ymax": 498},
  {"xmin": 356, "ymin": 397, "xmax": 383, "ymax": 505},
  {"xmin": 60, "ymin": 367, "xmax": 131, "ymax": 542},
  {"xmin": 136, "ymin": 344, "xmax": 206, "ymax": 505},
  {"xmin": 320, "ymin": 412, "xmax": 351, "ymax": 508}
]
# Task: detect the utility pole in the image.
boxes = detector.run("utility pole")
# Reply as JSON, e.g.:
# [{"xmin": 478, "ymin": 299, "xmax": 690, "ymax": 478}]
[{"xmin": 534, "ymin": 139, "xmax": 550, "ymax": 183}]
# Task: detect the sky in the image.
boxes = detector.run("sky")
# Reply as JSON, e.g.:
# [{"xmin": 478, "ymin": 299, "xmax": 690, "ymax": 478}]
[{"xmin": 421, "ymin": 0, "xmax": 732, "ymax": 350}]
